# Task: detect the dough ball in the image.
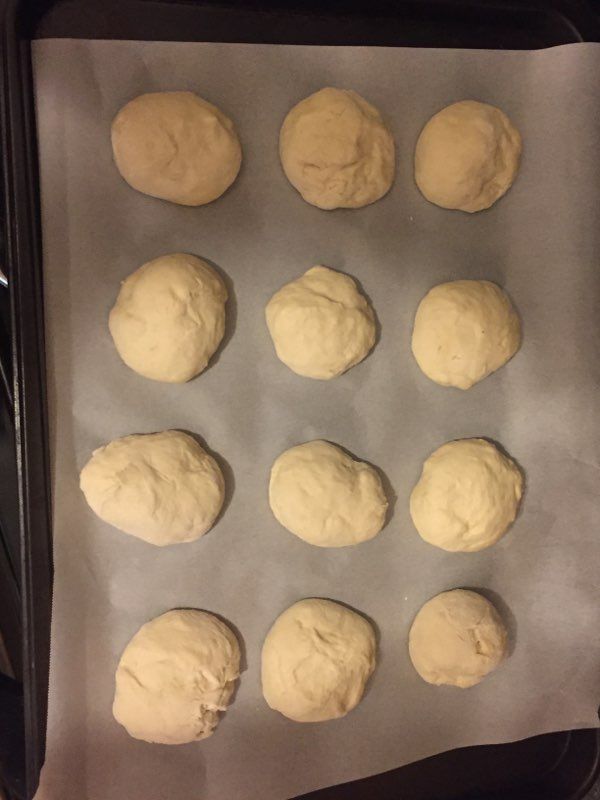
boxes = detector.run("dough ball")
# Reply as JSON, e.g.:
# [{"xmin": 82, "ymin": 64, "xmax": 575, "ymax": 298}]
[
  {"xmin": 409, "ymin": 589, "xmax": 508, "ymax": 688},
  {"xmin": 410, "ymin": 438, "xmax": 523, "ymax": 552},
  {"xmin": 415, "ymin": 100, "xmax": 521, "ymax": 212},
  {"xmin": 113, "ymin": 609, "xmax": 240, "ymax": 744},
  {"xmin": 80, "ymin": 430, "xmax": 224, "ymax": 546},
  {"xmin": 109, "ymin": 253, "xmax": 228, "ymax": 383},
  {"xmin": 111, "ymin": 91, "xmax": 242, "ymax": 206},
  {"xmin": 266, "ymin": 266, "xmax": 376, "ymax": 380},
  {"xmin": 262, "ymin": 598, "xmax": 376, "ymax": 722},
  {"xmin": 269, "ymin": 440, "xmax": 387, "ymax": 547},
  {"xmin": 411, "ymin": 279, "xmax": 521, "ymax": 390},
  {"xmin": 279, "ymin": 87, "xmax": 395, "ymax": 209}
]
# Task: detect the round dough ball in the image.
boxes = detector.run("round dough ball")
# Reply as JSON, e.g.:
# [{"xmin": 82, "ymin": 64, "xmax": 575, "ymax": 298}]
[
  {"xmin": 109, "ymin": 253, "xmax": 228, "ymax": 383},
  {"xmin": 269, "ymin": 440, "xmax": 387, "ymax": 547},
  {"xmin": 113, "ymin": 609, "xmax": 240, "ymax": 744},
  {"xmin": 415, "ymin": 100, "xmax": 521, "ymax": 212},
  {"xmin": 111, "ymin": 91, "xmax": 242, "ymax": 206},
  {"xmin": 409, "ymin": 589, "xmax": 508, "ymax": 688},
  {"xmin": 80, "ymin": 430, "xmax": 224, "ymax": 546},
  {"xmin": 266, "ymin": 266, "xmax": 376, "ymax": 380},
  {"xmin": 410, "ymin": 438, "xmax": 523, "ymax": 552},
  {"xmin": 262, "ymin": 598, "xmax": 377, "ymax": 722},
  {"xmin": 411, "ymin": 279, "xmax": 521, "ymax": 390},
  {"xmin": 279, "ymin": 87, "xmax": 395, "ymax": 209}
]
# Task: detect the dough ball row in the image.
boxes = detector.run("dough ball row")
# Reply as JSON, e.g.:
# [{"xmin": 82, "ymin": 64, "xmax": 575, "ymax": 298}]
[
  {"xmin": 80, "ymin": 432, "xmax": 522, "ymax": 553},
  {"xmin": 114, "ymin": 590, "xmax": 508, "ymax": 745},
  {"xmin": 112, "ymin": 89, "xmax": 521, "ymax": 212},
  {"xmin": 109, "ymin": 255, "xmax": 522, "ymax": 389}
]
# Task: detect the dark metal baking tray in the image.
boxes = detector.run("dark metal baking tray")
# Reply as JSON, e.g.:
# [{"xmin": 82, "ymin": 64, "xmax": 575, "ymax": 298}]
[{"xmin": 0, "ymin": 1, "xmax": 598, "ymax": 798}]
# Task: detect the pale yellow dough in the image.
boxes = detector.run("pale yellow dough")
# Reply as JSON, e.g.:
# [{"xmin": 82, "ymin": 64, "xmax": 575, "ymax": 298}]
[
  {"xmin": 261, "ymin": 598, "xmax": 376, "ymax": 722},
  {"xmin": 80, "ymin": 430, "xmax": 224, "ymax": 546},
  {"xmin": 409, "ymin": 590, "xmax": 508, "ymax": 688},
  {"xmin": 279, "ymin": 87, "xmax": 395, "ymax": 209},
  {"xmin": 109, "ymin": 253, "xmax": 227, "ymax": 383},
  {"xmin": 111, "ymin": 91, "xmax": 242, "ymax": 206},
  {"xmin": 269, "ymin": 440, "xmax": 388, "ymax": 547},
  {"xmin": 113, "ymin": 610, "xmax": 240, "ymax": 744},
  {"xmin": 411, "ymin": 279, "xmax": 521, "ymax": 389},
  {"xmin": 266, "ymin": 266, "xmax": 376, "ymax": 380},
  {"xmin": 415, "ymin": 100, "xmax": 521, "ymax": 212},
  {"xmin": 410, "ymin": 438, "xmax": 523, "ymax": 552}
]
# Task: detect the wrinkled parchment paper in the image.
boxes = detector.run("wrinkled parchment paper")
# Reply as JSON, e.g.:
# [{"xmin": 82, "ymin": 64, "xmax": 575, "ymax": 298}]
[{"xmin": 32, "ymin": 40, "xmax": 600, "ymax": 800}]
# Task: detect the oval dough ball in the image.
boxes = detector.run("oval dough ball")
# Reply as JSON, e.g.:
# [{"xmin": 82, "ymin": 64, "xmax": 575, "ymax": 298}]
[
  {"xmin": 411, "ymin": 279, "xmax": 521, "ymax": 390},
  {"xmin": 269, "ymin": 440, "xmax": 387, "ymax": 548},
  {"xmin": 410, "ymin": 438, "xmax": 523, "ymax": 552},
  {"xmin": 109, "ymin": 253, "xmax": 228, "ymax": 383},
  {"xmin": 415, "ymin": 100, "xmax": 521, "ymax": 212},
  {"xmin": 280, "ymin": 87, "xmax": 395, "ymax": 209},
  {"xmin": 409, "ymin": 589, "xmax": 508, "ymax": 688},
  {"xmin": 262, "ymin": 598, "xmax": 377, "ymax": 722},
  {"xmin": 113, "ymin": 609, "xmax": 240, "ymax": 744},
  {"xmin": 80, "ymin": 430, "xmax": 225, "ymax": 546},
  {"xmin": 266, "ymin": 266, "xmax": 376, "ymax": 380},
  {"xmin": 111, "ymin": 91, "xmax": 242, "ymax": 206}
]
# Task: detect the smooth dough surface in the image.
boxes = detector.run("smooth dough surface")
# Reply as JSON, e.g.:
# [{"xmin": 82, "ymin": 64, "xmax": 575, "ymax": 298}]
[
  {"xmin": 111, "ymin": 91, "xmax": 242, "ymax": 206},
  {"xmin": 411, "ymin": 279, "xmax": 521, "ymax": 390},
  {"xmin": 409, "ymin": 590, "xmax": 508, "ymax": 688},
  {"xmin": 266, "ymin": 266, "xmax": 376, "ymax": 380},
  {"xmin": 80, "ymin": 430, "xmax": 224, "ymax": 546},
  {"xmin": 269, "ymin": 440, "xmax": 387, "ymax": 547},
  {"xmin": 109, "ymin": 253, "xmax": 228, "ymax": 383},
  {"xmin": 415, "ymin": 100, "xmax": 521, "ymax": 212},
  {"xmin": 113, "ymin": 609, "xmax": 240, "ymax": 744},
  {"xmin": 279, "ymin": 87, "xmax": 395, "ymax": 209},
  {"xmin": 410, "ymin": 438, "xmax": 523, "ymax": 552},
  {"xmin": 261, "ymin": 599, "xmax": 376, "ymax": 722}
]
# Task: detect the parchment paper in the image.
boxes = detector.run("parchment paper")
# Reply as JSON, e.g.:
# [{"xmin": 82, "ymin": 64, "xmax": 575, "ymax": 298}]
[{"xmin": 32, "ymin": 40, "xmax": 600, "ymax": 800}]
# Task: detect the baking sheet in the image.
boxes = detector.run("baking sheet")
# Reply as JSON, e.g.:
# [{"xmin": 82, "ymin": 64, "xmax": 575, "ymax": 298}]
[{"xmin": 32, "ymin": 39, "xmax": 600, "ymax": 800}]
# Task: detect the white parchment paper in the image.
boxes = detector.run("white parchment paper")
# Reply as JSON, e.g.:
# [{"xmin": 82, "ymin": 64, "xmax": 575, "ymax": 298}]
[{"xmin": 32, "ymin": 39, "xmax": 600, "ymax": 800}]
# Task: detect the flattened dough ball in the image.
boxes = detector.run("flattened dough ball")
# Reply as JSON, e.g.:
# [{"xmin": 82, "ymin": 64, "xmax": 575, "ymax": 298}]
[
  {"xmin": 409, "ymin": 589, "xmax": 508, "ymax": 688},
  {"xmin": 269, "ymin": 440, "xmax": 388, "ymax": 547},
  {"xmin": 109, "ymin": 253, "xmax": 228, "ymax": 383},
  {"xmin": 280, "ymin": 87, "xmax": 395, "ymax": 209},
  {"xmin": 411, "ymin": 279, "xmax": 521, "ymax": 389},
  {"xmin": 410, "ymin": 438, "xmax": 523, "ymax": 552},
  {"xmin": 415, "ymin": 100, "xmax": 521, "ymax": 212},
  {"xmin": 262, "ymin": 598, "xmax": 377, "ymax": 722},
  {"xmin": 80, "ymin": 430, "xmax": 224, "ymax": 546},
  {"xmin": 266, "ymin": 266, "xmax": 376, "ymax": 380},
  {"xmin": 113, "ymin": 609, "xmax": 240, "ymax": 744},
  {"xmin": 111, "ymin": 91, "xmax": 242, "ymax": 205}
]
